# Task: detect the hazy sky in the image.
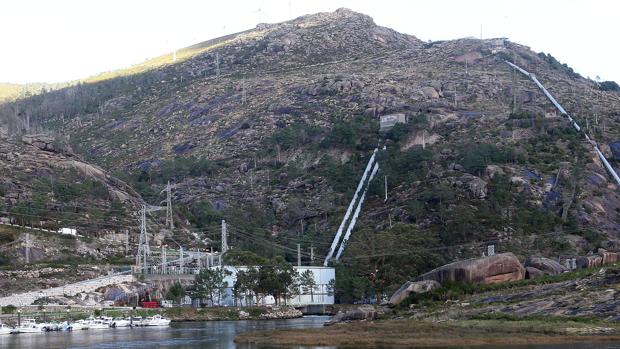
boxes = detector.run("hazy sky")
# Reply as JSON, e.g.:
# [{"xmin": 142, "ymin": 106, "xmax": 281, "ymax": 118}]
[{"xmin": 2, "ymin": 0, "xmax": 619, "ymax": 84}]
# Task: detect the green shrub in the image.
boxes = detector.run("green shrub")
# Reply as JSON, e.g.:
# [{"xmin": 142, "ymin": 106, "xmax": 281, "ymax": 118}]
[
  {"xmin": 270, "ymin": 122, "xmax": 321, "ymax": 150},
  {"xmin": 599, "ymin": 81, "xmax": 620, "ymax": 92},
  {"xmin": 460, "ymin": 143, "xmax": 516, "ymax": 176},
  {"xmin": 1, "ymin": 305, "xmax": 16, "ymax": 314}
]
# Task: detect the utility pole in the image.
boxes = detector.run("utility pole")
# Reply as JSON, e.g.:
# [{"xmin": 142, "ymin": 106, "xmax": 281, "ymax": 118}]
[
  {"xmin": 161, "ymin": 246, "xmax": 167, "ymax": 274},
  {"xmin": 210, "ymin": 247, "xmax": 214, "ymax": 268},
  {"xmin": 384, "ymin": 175, "xmax": 388, "ymax": 202},
  {"xmin": 163, "ymin": 181, "xmax": 174, "ymax": 231},
  {"xmin": 24, "ymin": 233, "xmax": 30, "ymax": 264},
  {"xmin": 241, "ymin": 77, "xmax": 247, "ymax": 105},
  {"xmin": 453, "ymin": 86, "xmax": 457, "ymax": 108},
  {"xmin": 179, "ymin": 247, "xmax": 184, "ymax": 274},
  {"xmin": 297, "ymin": 244, "xmax": 301, "ymax": 267},
  {"xmin": 125, "ymin": 229, "xmax": 129, "ymax": 257},
  {"xmin": 422, "ymin": 130, "xmax": 426, "ymax": 149},
  {"xmin": 221, "ymin": 220, "xmax": 228, "ymax": 255},
  {"xmin": 300, "ymin": 220, "xmax": 304, "ymax": 236}
]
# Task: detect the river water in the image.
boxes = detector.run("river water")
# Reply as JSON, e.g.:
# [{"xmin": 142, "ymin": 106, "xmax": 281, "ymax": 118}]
[
  {"xmin": 0, "ymin": 316, "xmax": 331, "ymax": 349},
  {"xmin": 1, "ymin": 316, "xmax": 619, "ymax": 349}
]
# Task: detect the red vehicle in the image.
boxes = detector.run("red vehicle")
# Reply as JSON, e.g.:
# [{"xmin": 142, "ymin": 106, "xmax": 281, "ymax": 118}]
[{"xmin": 140, "ymin": 301, "xmax": 160, "ymax": 308}]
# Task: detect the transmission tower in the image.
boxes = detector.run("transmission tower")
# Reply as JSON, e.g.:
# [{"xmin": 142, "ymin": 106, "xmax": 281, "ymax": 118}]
[
  {"xmin": 136, "ymin": 206, "xmax": 151, "ymax": 272},
  {"xmin": 162, "ymin": 181, "xmax": 174, "ymax": 231}
]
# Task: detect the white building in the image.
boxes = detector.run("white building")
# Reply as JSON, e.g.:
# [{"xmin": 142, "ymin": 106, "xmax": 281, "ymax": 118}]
[
  {"xmin": 379, "ymin": 113, "xmax": 407, "ymax": 132},
  {"xmin": 210, "ymin": 265, "xmax": 335, "ymax": 306},
  {"xmin": 58, "ymin": 227, "xmax": 77, "ymax": 236}
]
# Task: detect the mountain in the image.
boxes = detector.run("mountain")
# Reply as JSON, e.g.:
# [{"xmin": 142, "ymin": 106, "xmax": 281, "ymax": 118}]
[{"xmin": 2, "ymin": 8, "xmax": 620, "ymax": 296}]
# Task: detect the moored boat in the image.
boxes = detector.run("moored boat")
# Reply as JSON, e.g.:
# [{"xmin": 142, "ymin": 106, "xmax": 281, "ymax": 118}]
[
  {"xmin": 0, "ymin": 323, "xmax": 13, "ymax": 335},
  {"xmin": 143, "ymin": 315, "xmax": 171, "ymax": 326},
  {"xmin": 110, "ymin": 317, "xmax": 131, "ymax": 328},
  {"xmin": 11, "ymin": 319, "xmax": 42, "ymax": 334}
]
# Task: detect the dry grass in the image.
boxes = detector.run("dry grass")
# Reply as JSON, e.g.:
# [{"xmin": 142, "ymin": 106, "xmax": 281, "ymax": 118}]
[{"xmin": 235, "ymin": 319, "xmax": 620, "ymax": 347}]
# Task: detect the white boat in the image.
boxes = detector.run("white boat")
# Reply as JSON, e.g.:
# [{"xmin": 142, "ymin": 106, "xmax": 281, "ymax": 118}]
[
  {"xmin": 86, "ymin": 319, "xmax": 110, "ymax": 329},
  {"xmin": 60, "ymin": 321, "xmax": 73, "ymax": 331},
  {"xmin": 11, "ymin": 319, "xmax": 42, "ymax": 334},
  {"xmin": 143, "ymin": 315, "xmax": 171, "ymax": 326},
  {"xmin": 39, "ymin": 322, "xmax": 60, "ymax": 331},
  {"xmin": 110, "ymin": 317, "xmax": 131, "ymax": 328},
  {"xmin": 72, "ymin": 320, "xmax": 90, "ymax": 330},
  {"xmin": 131, "ymin": 316, "xmax": 144, "ymax": 327},
  {"xmin": 78, "ymin": 317, "xmax": 109, "ymax": 330},
  {"xmin": 0, "ymin": 323, "xmax": 13, "ymax": 335}
]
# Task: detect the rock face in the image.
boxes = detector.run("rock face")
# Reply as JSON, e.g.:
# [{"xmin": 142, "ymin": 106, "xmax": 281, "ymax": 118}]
[
  {"xmin": 608, "ymin": 141, "xmax": 620, "ymax": 161},
  {"xmin": 524, "ymin": 256, "xmax": 567, "ymax": 275},
  {"xmin": 325, "ymin": 305, "xmax": 377, "ymax": 325},
  {"xmin": 22, "ymin": 134, "xmax": 58, "ymax": 152},
  {"xmin": 576, "ymin": 250, "xmax": 619, "ymax": 269},
  {"xmin": 417, "ymin": 253, "xmax": 525, "ymax": 284},
  {"xmin": 388, "ymin": 280, "xmax": 441, "ymax": 306},
  {"xmin": 525, "ymin": 266, "xmax": 545, "ymax": 279},
  {"xmin": 599, "ymin": 250, "xmax": 619, "ymax": 264},
  {"xmin": 576, "ymin": 255, "xmax": 603, "ymax": 269}
]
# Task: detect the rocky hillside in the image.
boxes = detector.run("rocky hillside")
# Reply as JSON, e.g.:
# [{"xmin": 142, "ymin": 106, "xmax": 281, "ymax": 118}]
[
  {"xmin": 0, "ymin": 134, "xmax": 142, "ymax": 263},
  {"xmin": 2, "ymin": 8, "xmax": 620, "ymax": 297}
]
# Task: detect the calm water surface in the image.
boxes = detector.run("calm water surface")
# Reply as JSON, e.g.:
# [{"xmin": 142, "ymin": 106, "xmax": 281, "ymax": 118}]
[{"xmin": 1, "ymin": 316, "xmax": 619, "ymax": 349}]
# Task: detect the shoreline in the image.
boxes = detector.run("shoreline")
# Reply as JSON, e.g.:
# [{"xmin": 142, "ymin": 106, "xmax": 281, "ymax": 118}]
[
  {"xmin": 235, "ymin": 318, "xmax": 620, "ymax": 347},
  {"xmin": 0, "ymin": 306, "xmax": 304, "ymax": 325}
]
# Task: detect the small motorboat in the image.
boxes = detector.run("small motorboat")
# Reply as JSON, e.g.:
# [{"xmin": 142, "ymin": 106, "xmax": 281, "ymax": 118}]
[
  {"xmin": 0, "ymin": 323, "xmax": 13, "ymax": 335},
  {"xmin": 40, "ymin": 322, "xmax": 60, "ymax": 332},
  {"xmin": 79, "ymin": 317, "xmax": 109, "ymax": 330},
  {"xmin": 71, "ymin": 320, "xmax": 90, "ymax": 330},
  {"xmin": 11, "ymin": 319, "xmax": 42, "ymax": 334},
  {"xmin": 131, "ymin": 316, "xmax": 144, "ymax": 327},
  {"xmin": 143, "ymin": 315, "xmax": 171, "ymax": 327},
  {"xmin": 60, "ymin": 321, "xmax": 73, "ymax": 331},
  {"xmin": 110, "ymin": 317, "xmax": 131, "ymax": 328},
  {"xmin": 87, "ymin": 319, "xmax": 110, "ymax": 330}
]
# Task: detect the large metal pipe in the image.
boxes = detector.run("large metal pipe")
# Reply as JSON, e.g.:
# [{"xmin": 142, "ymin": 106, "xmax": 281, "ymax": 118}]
[
  {"xmin": 335, "ymin": 162, "xmax": 380, "ymax": 261},
  {"xmin": 504, "ymin": 60, "xmax": 620, "ymax": 186},
  {"xmin": 324, "ymin": 148, "xmax": 378, "ymax": 266}
]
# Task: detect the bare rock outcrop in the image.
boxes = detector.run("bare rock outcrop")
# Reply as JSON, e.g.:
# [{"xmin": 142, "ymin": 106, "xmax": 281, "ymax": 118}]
[
  {"xmin": 22, "ymin": 134, "xmax": 58, "ymax": 153},
  {"xmin": 324, "ymin": 305, "xmax": 377, "ymax": 325},
  {"xmin": 417, "ymin": 252, "xmax": 525, "ymax": 284},
  {"xmin": 576, "ymin": 250, "xmax": 619, "ymax": 269},
  {"xmin": 524, "ymin": 256, "xmax": 567, "ymax": 275},
  {"xmin": 525, "ymin": 266, "xmax": 545, "ymax": 279},
  {"xmin": 388, "ymin": 280, "xmax": 440, "ymax": 306}
]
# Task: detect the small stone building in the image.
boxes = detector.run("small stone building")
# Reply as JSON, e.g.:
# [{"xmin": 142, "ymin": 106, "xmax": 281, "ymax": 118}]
[{"xmin": 379, "ymin": 113, "xmax": 407, "ymax": 132}]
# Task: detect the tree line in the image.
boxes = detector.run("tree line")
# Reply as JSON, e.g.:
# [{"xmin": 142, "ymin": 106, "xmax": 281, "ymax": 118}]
[{"xmin": 188, "ymin": 256, "xmax": 328, "ymax": 307}]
